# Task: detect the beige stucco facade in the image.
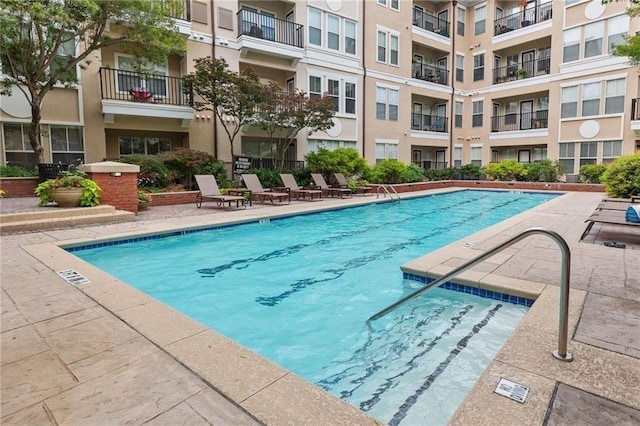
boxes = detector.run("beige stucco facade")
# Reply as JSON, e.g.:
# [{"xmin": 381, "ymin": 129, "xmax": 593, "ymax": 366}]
[{"xmin": 1, "ymin": 0, "xmax": 639, "ymax": 176}]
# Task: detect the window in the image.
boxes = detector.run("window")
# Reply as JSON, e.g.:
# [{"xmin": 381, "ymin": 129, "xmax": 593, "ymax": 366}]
[
  {"xmin": 474, "ymin": 5, "xmax": 486, "ymax": 35},
  {"xmin": 391, "ymin": 0, "xmax": 399, "ymax": 10},
  {"xmin": 608, "ymin": 15, "xmax": 629, "ymax": 54},
  {"xmin": 455, "ymin": 101, "xmax": 463, "ymax": 128},
  {"xmin": 502, "ymin": 149, "xmax": 516, "ymax": 160},
  {"xmin": 390, "ymin": 34, "xmax": 399, "ymax": 66},
  {"xmin": 375, "ymin": 141, "xmax": 398, "ymax": 163},
  {"xmin": 456, "ymin": 54, "xmax": 464, "ymax": 82},
  {"xmin": 561, "ymin": 86, "xmax": 578, "ymax": 118},
  {"xmin": 327, "ymin": 79, "xmax": 340, "ymax": 112},
  {"xmin": 119, "ymin": 137, "xmax": 171, "ymax": 156},
  {"xmin": 50, "ymin": 32, "xmax": 77, "ymax": 81},
  {"xmin": 376, "ymin": 86, "xmax": 398, "ymax": 120},
  {"xmin": 473, "ymin": 54, "xmax": 484, "ymax": 81},
  {"xmin": 584, "ymin": 21, "xmax": 604, "ymax": 58},
  {"xmin": 602, "ymin": 141, "xmax": 622, "ymax": 163},
  {"xmin": 579, "ymin": 141, "xmax": 598, "ymax": 166},
  {"xmin": 505, "ymin": 102, "xmax": 517, "ymax": 125},
  {"xmin": 377, "ymin": 31, "xmax": 386, "ymax": 62},
  {"xmin": 308, "ymin": 140, "xmax": 356, "ymax": 153},
  {"xmin": 377, "ymin": 0, "xmax": 386, "ymax": 5},
  {"xmin": 605, "ymin": 78, "xmax": 625, "ymax": 114},
  {"xmin": 345, "ymin": 20, "xmax": 356, "ymax": 54},
  {"xmin": 2, "ymin": 123, "xmax": 38, "ymax": 169},
  {"xmin": 532, "ymin": 147, "xmax": 547, "ymax": 161},
  {"xmin": 345, "ymin": 82, "xmax": 356, "ymax": 114},
  {"xmin": 563, "ymin": 28, "xmax": 580, "ymax": 62},
  {"xmin": 327, "ymin": 15, "xmax": 340, "ymax": 51},
  {"xmin": 472, "ymin": 100, "xmax": 483, "ymax": 127},
  {"xmin": 471, "ymin": 146, "xmax": 482, "ymax": 166},
  {"xmin": 454, "ymin": 146, "xmax": 462, "ymax": 168},
  {"xmin": 582, "ymin": 82, "xmax": 600, "ymax": 116},
  {"xmin": 50, "ymin": 126, "xmax": 84, "ymax": 165},
  {"xmin": 309, "ymin": 7, "xmax": 322, "ymax": 46},
  {"xmin": 116, "ymin": 55, "xmax": 167, "ymax": 97},
  {"xmin": 559, "ymin": 142, "xmax": 575, "ymax": 174},
  {"xmin": 309, "ymin": 76, "xmax": 322, "ymax": 99},
  {"xmin": 457, "ymin": 7, "xmax": 465, "ymax": 36}
]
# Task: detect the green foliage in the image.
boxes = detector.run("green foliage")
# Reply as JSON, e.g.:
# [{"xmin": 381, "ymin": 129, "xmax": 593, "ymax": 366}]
[
  {"xmin": 604, "ymin": 0, "xmax": 640, "ymax": 65},
  {"xmin": 459, "ymin": 164, "xmax": 481, "ymax": 179},
  {"xmin": 120, "ymin": 155, "xmax": 172, "ymax": 188},
  {"xmin": 424, "ymin": 167, "xmax": 456, "ymax": 181},
  {"xmin": 0, "ymin": 165, "xmax": 37, "ymax": 177},
  {"xmin": 1, "ymin": 0, "xmax": 186, "ymax": 162},
  {"xmin": 525, "ymin": 159, "xmax": 563, "ymax": 182},
  {"xmin": 0, "ymin": 189, "xmax": 4, "ymax": 198},
  {"xmin": 601, "ymin": 153, "xmax": 640, "ymax": 198},
  {"xmin": 305, "ymin": 148, "xmax": 371, "ymax": 183},
  {"xmin": 242, "ymin": 168, "xmax": 312, "ymax": 188},
  {"xmin": 160, "ymin": 149, "xmax": 228, "ymax": 190},
  {"xmin": 34, "ymin": 170, "xmax": 101, "ymax": 206},
  {"xmin": 579, "ymin": 164, "xmax": 609, "ymax": 184},
  {"xmin": 401, "ymin": 164, "xmax": 424, "ymax": 183},
  {"xmin": 371, "ymin": 159, "xmax": 406, "ymax": 184},
  {"xmin": 137, "ymin": 189, "xmax": 152, "ymax": 203},
  {"xmin": 482, "ymin": 160, "xmax": 528, "ymax": 181}
]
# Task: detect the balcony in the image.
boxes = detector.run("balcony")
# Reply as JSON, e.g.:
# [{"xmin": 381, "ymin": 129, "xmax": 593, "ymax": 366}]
[
  {"xmin": 412, "ymin": 63, "xmax": 449, "ymax": 86},
  {"xmin": 99, "ymin": 68, "xmax": 193, "ymax": 124},
  {"xmin": 493, "ymin": 55, "xmax": 550, "ymax": 84},
  {"xmin": 631, "ymin": 98, "xmax": 640, "ymax": 136},
  {"xmin": 494, "ymin": 2, "xmax": 552, "ymax": 35},
  {"xmin": 411, "ymin": 113, "xmax": 449, "ymax": 133},
  {"xmin": 413, "ymin": 7, "xmax": 450, "ymax": 38},
  {"xmin": 491, "ymin": 110, "xmax": 548, "ymax": 132},
  {"xmin": 237, "ymin": 8, "xmax": 304, "ymax": 66}
]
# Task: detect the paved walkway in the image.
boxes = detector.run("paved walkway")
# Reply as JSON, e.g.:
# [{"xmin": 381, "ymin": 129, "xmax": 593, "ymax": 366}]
[{"xmin": 1, "ymin": 191, "xmax": 639, "ymax": 425}]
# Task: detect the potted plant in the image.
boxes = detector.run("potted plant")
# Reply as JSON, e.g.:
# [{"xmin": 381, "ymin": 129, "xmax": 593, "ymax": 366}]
[
  {"xmin": 515, "ymin": 68, "xmax": 527, "ymax": 79},
  {"xmin": 137, "ymin": 189, "xmax": 152, "ymax": 209},
  {"xmin": 35, "ymin": 170, "xmax": 101, "ymax": 207}
]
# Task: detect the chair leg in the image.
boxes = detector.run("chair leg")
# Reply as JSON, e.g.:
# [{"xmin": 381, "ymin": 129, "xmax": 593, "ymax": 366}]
[
  {"xmin": 196, "ymin": 192, "xmax": 203, "ymax": 208},
  {"xmin": 580, "ymin": 220, "xmax": 595, "ymax": 241}
]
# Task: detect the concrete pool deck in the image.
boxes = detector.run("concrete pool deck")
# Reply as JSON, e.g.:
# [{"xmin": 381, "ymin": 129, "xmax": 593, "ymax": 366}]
[{"xmin": 1, "ymin": 189, "xmax": 639, "ymax": 425}]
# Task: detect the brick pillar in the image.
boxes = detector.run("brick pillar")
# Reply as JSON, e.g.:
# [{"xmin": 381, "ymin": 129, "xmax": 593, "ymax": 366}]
[{"xmin": 80, "ymin": 162, "xmax": 140, "ymax": 214}]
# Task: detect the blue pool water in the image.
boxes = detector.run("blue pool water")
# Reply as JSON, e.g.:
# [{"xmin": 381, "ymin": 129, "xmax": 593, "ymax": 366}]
[{"xmin": 72, "ymin": 190, "xmax": 557, "ymax": 425}]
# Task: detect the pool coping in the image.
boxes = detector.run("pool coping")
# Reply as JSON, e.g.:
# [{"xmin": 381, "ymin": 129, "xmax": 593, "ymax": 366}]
[{"xmin": 17, "ymin": 188, "xmax": 640, "ymax": 424}]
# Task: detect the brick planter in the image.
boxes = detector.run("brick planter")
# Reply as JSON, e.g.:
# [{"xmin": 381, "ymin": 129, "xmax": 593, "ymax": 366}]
[{"xmin": 0, "ymin": 177, "xmax": 40, "ymax": 197}]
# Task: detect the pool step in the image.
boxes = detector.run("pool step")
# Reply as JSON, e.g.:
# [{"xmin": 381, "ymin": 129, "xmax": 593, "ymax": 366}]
[{"xmin": 0, "ymin": 205, "xmax": 135, "ymax": 235}]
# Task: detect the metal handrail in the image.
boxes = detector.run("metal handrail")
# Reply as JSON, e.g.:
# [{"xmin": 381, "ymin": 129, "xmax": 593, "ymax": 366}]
[
  {"xmin": 377, "ymin": 185, "xmax": 400, "ymax": 201},
  {"xmin": 367, "ymin": 227, "xmax": 573, "ymax": 362}
]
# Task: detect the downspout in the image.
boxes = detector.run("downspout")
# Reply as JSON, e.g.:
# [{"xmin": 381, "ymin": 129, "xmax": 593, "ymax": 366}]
[
  {"xmin": 361, "ymin": 0, "xmax": 366, "ymax": 160},
  {"xmin": 449, "ymin": 1, "xmax": 457, "ymax": 169},
  {"xmin": 210, "ymin": 0, "xmax": 218, "ymax": 159}
]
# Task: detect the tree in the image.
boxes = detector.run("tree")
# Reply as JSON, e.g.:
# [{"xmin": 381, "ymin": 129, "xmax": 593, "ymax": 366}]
[
  {"xmin": 250, "ymin": 82, "xmax": 335, "ymax": 168},
  {"xmin": 604, "ymin": 0, "xmax": 640, "ymax": 65},
  {"xmin": 0, "ymin": 0, "xmax": 186, "ymax": 163},
  {"xmin": 183, "ymin": 57, "xmax": 261, "ymax": 157}
]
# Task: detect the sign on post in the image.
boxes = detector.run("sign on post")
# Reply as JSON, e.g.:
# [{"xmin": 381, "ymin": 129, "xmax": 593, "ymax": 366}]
[{"xmin": 233, "ymin": 156, "xmax": 252, "ymax": 175}]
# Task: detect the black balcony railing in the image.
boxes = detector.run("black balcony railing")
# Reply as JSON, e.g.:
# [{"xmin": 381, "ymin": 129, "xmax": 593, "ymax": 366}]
[
  {"xmin": 163, "ymin": 0, "xmax": 190, "ymax": 21},
  {"xmin": 632, "ymin": 98, "xmax": 640, "ymax": 120},
  {"xmin": 99, "ymin": 67, "xmax": 191, "ymax": 106},
  {"xmin": 494, "ymin": 2, "xmax": 552, "ymax": 35},
  {"xmin": 413, "ymin": 7, "xmax": 450, "ymax": 37},
  {"xmin": 493, "ymin": 55, "xmax": 550, "ymax": 84},
  {"xmin": 237, "ymin": 8, "xmax": 303, "ymax": 48},
  {"xmin": 412, "ymin": 63, "xmax": 449, "ymax": 86},
  {"xmin": 491, "ymin": 110, "xmax": 548, "ymax": 132},
  {"xmin": 422, "ymin": 161, "xmax": 448, "ymax": 169},
  {"xmin": 411, "ymin": 113, "xmax": 449, "ymax": 133},
  {"xmin": 249, "ymin": 158, "xmax": 305, "ymax": 170}
]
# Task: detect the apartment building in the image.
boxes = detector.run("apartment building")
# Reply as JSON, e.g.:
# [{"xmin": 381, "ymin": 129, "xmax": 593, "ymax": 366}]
[{"xmin": 1, "ymin": 0, "xmax": 639, "ymax": 177}]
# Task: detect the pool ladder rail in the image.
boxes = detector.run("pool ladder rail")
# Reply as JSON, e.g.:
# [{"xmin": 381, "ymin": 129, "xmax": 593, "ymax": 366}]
[
  {"xmin": 367, "ymin": 227, "xmax": 574, "ymax": 362},
  {"xmin": 377, "ymin": 185, "xmax": 401, "ymax": 201}
]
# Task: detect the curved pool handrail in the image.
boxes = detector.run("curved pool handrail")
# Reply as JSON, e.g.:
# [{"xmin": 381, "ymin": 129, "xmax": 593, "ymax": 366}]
[{"xmin": 367, "ymin": 227, "xmax": 573, "ymax": 362}]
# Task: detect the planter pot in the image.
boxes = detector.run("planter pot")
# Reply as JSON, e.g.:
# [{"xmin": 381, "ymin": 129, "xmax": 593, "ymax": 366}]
[
  {"xmin": 137, "ymin": 201, "xmax": 150, "ymax": 210},
  {"xmin": 50, "ymin": 187, "xmax": 83, "ymax": 207}
]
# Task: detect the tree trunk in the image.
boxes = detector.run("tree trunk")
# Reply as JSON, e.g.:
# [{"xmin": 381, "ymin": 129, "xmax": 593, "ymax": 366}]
[{"xmin": 29, "ymin": 101, "xmax": 45, "ymax": 163}]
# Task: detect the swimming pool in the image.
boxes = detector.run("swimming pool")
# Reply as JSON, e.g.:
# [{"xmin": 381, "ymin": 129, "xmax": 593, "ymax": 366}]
[{"xmin": 71, "ymin": 190, "xmax": 557, "ymax": 424}]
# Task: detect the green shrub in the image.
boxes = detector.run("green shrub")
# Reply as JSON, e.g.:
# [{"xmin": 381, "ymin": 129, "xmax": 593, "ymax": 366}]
[
  {"xmin": 0, "ymin": 165, "xmax": 37, "ymax": 177},
  {"xmin": 371, "ymin": 159, "xmax": 406, "ymax": 184},
  {"xmin": 160, "ymin": 149, "xmax": 225, "ymax": 190},
  {"xmin": 400, "ymin": 164, "xmax": 424, "ymax": 183},
  {"xmin": 423, "ymin": 167, "xmax": 455, "ymax": 181},
  {"xmin": 525, "ymin": 159, "xmax": 563, "ymax": 182},
  {"xmin": 482, "ymin": 160, "xmax": 527, "ymax": 181},
  {"xmin": 242, "ymin": 167, "xmax": 312, "ymax": 188},
  {"xmin": 459, "ymin": 163, "xmax": 481, "ymax": 179},
  {"xmin": 601, "ymin": 154, "xmax": 640, "ymax": 198},
  {"xmin": 579, "ymin": 164, "xmax": 608, "ymax": 184},
  {"xmin": 120, "ymin": 155, "xmax": 172, "ymax": 189},
  {"xmin": 305, "ymin": 147, "xmax": 371, "ymax": 183}
]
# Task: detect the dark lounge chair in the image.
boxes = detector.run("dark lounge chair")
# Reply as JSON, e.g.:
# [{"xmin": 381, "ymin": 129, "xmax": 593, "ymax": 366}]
[
  {"xmin": 194, "ymin": 175, "xmax": 246, "ymax": 209},
  {"xmin": 333, "ymin": 172, "xmax": 373, "ymax": 196},
  {"xmin": 580, "ymin": 210, "xmax": 640, "ymax": 240},
  {"xmin": 311, "ymin": 173, "xmax": 351, "ymax": 198},
  {"xmin": 280, "ymin": 173, "xmax": 323, "ymax": 201},
  {"xmin": 241, "ymin": 173, "xmax": 290, "ymax": 205}
]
